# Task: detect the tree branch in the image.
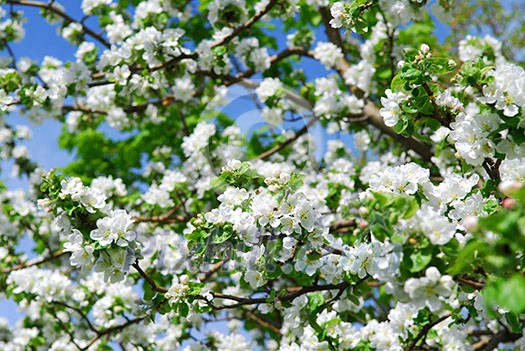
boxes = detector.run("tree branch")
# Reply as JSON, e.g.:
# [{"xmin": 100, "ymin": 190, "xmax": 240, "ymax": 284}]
[
  {"xmin": 51, "ymin": 300, "xmax": 99, "ymax": 334},
  {"xmin": 132, "ymin": 261, "xmax": 168, "ymax": 293},
  {"xmin": 408, "ymin": 314, "xmax": 451, "ymax": 350},
  {"xmin": 1, "ymin": 250, "xmax": 65, "ymax": 274},
  {"xmin": 455, "ymin": 276, "xmax": 484, "ymax": 290},
  {"xmin": 200, "ymin": 259, "xmax": 229, "ymax": 282},
  {"xmin": 362, "ymin": 100, "xmax": 434, "ymax": 162},
  {"xmin": 80, "ymin": 317, "xmax": 144, "ymax": 351},
  {"xmin": 474, "ymin": 329, "xmax": 522, "ymax": 351},
  {"xmin": 204, "ymin": 281, "xmax": 352, "ymax": 310},
  {"xmin": 319, "ymin": 6, "xmax": 435, "ymax": 163},
  {"xmin": 132, "ymin": 203, "xmax": 189, "ymax": 224},
  {"xmin": 254, "ymin": 116, "xmax": 318, "ymax": 160},
  {"xmin": 49, "ymin": 307, "xmax": 84, "ymax": 351},
  {"xmin": 329, "ymin": 219, "xmax": 356, "ymax": 233},
  {"xmin": 91, "ymin": 0, "xmax": 279, "ymax": 83},
  {"xmin": 245, "ymin": 309, "xmax": 281, "ymax": 334},
  {"xmin": 212, "ymin": 0, "xmax": 279, "ymax": 48},
  {"xmin": 6, "ymin": 0, "xmax": 110, "ymax": 48},
  {"xmin": 482, "ymin": 158, "xmax": 501, "ymax": 182}
]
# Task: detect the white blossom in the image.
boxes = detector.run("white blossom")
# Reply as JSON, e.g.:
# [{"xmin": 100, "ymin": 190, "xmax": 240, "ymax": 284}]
[{"xmin": 404, "ymin": 267, "xmax": 454, "ymax": 312}]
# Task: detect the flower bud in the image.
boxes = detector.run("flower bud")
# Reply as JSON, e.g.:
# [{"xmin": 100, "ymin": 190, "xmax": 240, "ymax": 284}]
[
  {"xmin": 180, "ymin": 274, "xmax": 190, "ymax": 285},
  {"xmin": 420, "ymin": 43, "xmax": 430, "ymax": 54},
  {"xmin": 228, "ymin": 159, "xmax": 242, "ymax": 170},
  {"xmin": 463, "ymin": 216, "xmax": 479, "ymax": 232},
  {"xmin": 358, "ymin": 206, "xmax": 369, "ymax": 216},
  {"xmin": 498, "ymin": 180, "xmax": 523, "ymax": 196},
  {"xmin": 502, "ymin": 197, "xmax": 516, "ymax": 209},
  {"xmin": 37, "ymin": 198, "xmax": 52, "ymax": 209}
]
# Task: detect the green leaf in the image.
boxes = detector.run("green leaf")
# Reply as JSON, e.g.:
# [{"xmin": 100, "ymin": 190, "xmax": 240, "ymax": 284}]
[
  {"xmin": 481, "ymin": 179, "xmax": 497, "ymax": 197},
  {"xmin": 482, "ymin": 199, "xmax": 500, "ymax": 214},
  {"xmin": 210, "ymin": 174, "xmax": 227, "ymax": 192},
  {"xmin": 266, "ymin": 289, "xmax": 277, "ymax": 304},
  {"xmin": 30, "ymin": 336, "xmax": 46, "ymax": 347},
  {"xmin": 505, "ymin": 312, "xmax": 522, "ymax": 334},
  {"xmin": 390, "ymin": 74, "xmax": 404, "ymax": 91},
  {"xmin": 265, "ymin": 264, "xmax": 282, "ymax": 279},
  {"xmin": 188, "ymin": 282, "xmax": 204, "ymax": 296},
  {"xmin": 308, "ymin": 292, "xmax": 325, "ymax": 314},
  {"xmin": 216, "ymin": 112, "xmax": 234, "ymax": 128},
  {"xmin": 178, "ymin": 301, "xmax": 189, "ymax": 317},
  {"xmin": 158, "ymin": 300, "xmax": 172, "ymax": 315},
  {"xmin": 310, "ymin": 13, "xmax": 322, "ymax": 26},
  {"xmin": 393, "ymin": 118, "xmax": 410, "ymax": 134},
  {"xmin": 247, "ymin": 134, "xmax": 264, "ymax": 158},
  {"xmin": 212, "ymin": 227, "xmax": 233, "ymax": 244},
  {"xmin": 448, "ymin": 240, "xmax": 486, "ymax": 275},
  {"xmin": 376, "ymin": 67, "xmax": 392, "ymax": 80},
  {"xmin": 346, "ymin": 290, "xmax": 360, "ymax": 306},
  {"xmin": 402, "ymin": 68, "xmax": 424, "ymax": 84},
  {"xmin": 484, "ymin": 275, "xmax": 525, "ymax": 314},
  {"xmin": 509, "ymin": 127, "xmax": 525, "ymax": 144},
  {"xmin": 409, "ymin": 250, "xmax": 432, "ymax": 273},
  {"xmin": 505, "ymin": 116, "xmax": 521, "ymax": 129},
  {"xmin": 425, "ymin": 57, "xmax": 457, "ymax": 74},
  {"xmin": 479, "ymin": 211, "xmax": 522, "ymax": 244},
  {"xmin": 144, "ymin": 283, "xmax": 156, "ymax": 301},
  {"xmin": 212, "ymin": 46, "xmax": 226, "ymax": 56},
  {"xmin": 288, "ymin": 173, "xmax": 304, "ymax": 192},
  {"xmin": 398, "ymin": 196, "xmax": 419, "ymax": 219}
]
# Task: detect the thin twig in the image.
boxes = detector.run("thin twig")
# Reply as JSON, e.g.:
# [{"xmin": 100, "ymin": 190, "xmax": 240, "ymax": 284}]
[
  {"xmin": 3, "ymin": 41, "xmax": 18, "ymax": 70},
  {"xmin": 6, "ymin": 0, "xmax": 111, "ymax": 48},
  {"xmin": 51, "ymin": 300, "xmax": 98, "ymax": 333},
  {"xmin": 1, "ymin": 250, "xmax": 65, "ymax": 273},
  {"xmin": 203, "ymin": 281, "xmax": 353, "ymax": 310},
  {"xmin": 132, "ymin": 203, "xmax": 188, "ymax": 224},
  {"xmin": 454, "ymin": 276, "xmax": 484, "ymax": 290},
  {"xmin": 475, "ymin": 329, "xmax": 522, "ymax": 351},
  {"xmin": 408, "ymin": 314, "xmax": 451, "ymax": 350},
  {"xmin": 132, "ymin": 261, "xmax": 168, "ymax": 293},
  {"xmin": 245, "ymin": 309, "xmax": 281, "ymax": 334},
  {"xmin": 329, "ymin": 219, "xmax": 356, "ymax": 233},
  {"xmin": 422, "ymin": 82, "xmax": 449, "ymax": 127},
  {"xmin": 254, "ymin": 116, "xmax": 318, "ymax": 160},
  {"xmin": 80, "ymin": 317, "xmax": 144, "ymax": 351},
  {"xmin": 200, "ymin": 259, "xmax": 229, "ymax": 282},
  {"xmin": 49, "ymin": 307, "xmax": 84, "ymax": 350},
  {"xmin": 212, "ymin": 0, "xmax": 279, "ymax": 48}
]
